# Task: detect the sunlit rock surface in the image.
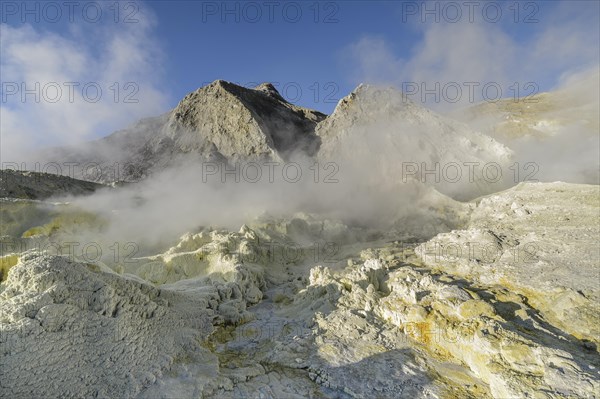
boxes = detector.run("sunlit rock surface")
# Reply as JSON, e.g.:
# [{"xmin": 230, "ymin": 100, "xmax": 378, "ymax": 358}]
[{"xmin": 417, "ymin": 182, "xmax": 600, "ymax": 346}]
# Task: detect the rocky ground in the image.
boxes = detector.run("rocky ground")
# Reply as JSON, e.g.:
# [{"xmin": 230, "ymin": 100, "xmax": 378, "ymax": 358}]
[{"xmin": 1, "ymin": 182, "xmax": 598, "ymax": 398}]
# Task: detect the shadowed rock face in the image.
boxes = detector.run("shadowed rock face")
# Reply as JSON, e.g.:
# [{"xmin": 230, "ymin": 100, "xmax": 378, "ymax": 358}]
[
  {"xmin": 0, "ymin": 169, "xmax": 104, "ymax": 200},
  {"xmin": 37, "ymin": 81, "xmax": 326, "ymax": 183}
]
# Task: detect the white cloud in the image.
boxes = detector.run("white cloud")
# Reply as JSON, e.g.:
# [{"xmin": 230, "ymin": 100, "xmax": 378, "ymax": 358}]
[
  {"xmin": 0, "ymin": 3, "xmax": 169, "ymax": 162},
  {"xmin": 344, "ymin": 1, "xmax": 599, "ymax": 111}
]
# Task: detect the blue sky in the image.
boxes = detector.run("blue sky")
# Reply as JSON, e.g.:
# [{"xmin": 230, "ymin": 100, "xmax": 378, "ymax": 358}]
[
  {"xmin": 1, "ymin": 0, "xmax": 599, "ymax": 157},
  {"xmin": 126, "ymin": 0, "xmax": 599, "ymax": 113},
  {"xmin": 147, "ymin": 1, "xmax": 416, "ymax": 112}
]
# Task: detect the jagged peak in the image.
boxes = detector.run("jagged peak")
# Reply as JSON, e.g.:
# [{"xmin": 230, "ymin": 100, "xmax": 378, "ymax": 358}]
[
  {"xmin": 253, "ymin": 82, "xmax": 286, "ymax": 102},
  {"xmin": 184, "ymin": 80, "xmax": 288, "ymax": 104},
  {"xmin": 203, "ymin": 79, "xmax": 240, "ymax": 92}
]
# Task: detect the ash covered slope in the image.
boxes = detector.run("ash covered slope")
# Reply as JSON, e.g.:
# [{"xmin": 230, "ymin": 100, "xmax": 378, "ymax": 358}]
[
  {"xmin": 39, "ymin": 81, "xmax": 326, "ymax": 183},
  {"xmin": 316, "ymin": 85, "xmax": 514, "ymax": 200},
  {"xmin": 0, "ymin": 169, "xmax": 104, "ymax": 200},
  {"xmin": 454, "ymin": 70, "xmax": 600, "ymax": 184},
  {"xmin": 0, "ymin": 253, "xmax": 216, "ymax": 398},
  {"xmin": 457, "ymin": 72, "xmax": 599, "ymax": 141}
]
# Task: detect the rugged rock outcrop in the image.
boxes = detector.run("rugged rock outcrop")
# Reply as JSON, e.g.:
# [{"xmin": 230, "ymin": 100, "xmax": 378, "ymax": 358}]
[
  {"xmin": 163, "ymin": 80, "xmax": 325, "ymax": 160},
  {"xmin": 0, "ymin": 227, "xmax": 267, "ymax": 398},
  {"xmin": 37, "ymin": 81, "xmax": 326, "ymax": 183}
]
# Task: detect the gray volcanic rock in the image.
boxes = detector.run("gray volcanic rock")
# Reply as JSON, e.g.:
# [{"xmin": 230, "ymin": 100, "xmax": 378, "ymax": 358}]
[
  {"xmin": 0, "ymin": 169, "xmax": 104, "ymax": 200},
  {"xmin": 37, "ymin": 81, "xmax": 326, "ymax": 183},
  {"xmin": 254, "ymin": 82, "xmax": 287, "ymax": 102},
  {"xmin": 162, "ymin": 80, "xmax": 325, "ymax": 161}
]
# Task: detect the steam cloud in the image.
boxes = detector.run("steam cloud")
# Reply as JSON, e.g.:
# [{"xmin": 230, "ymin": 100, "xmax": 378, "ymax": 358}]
[{"xmin": 3, "ymin": 1, "xmax": 599, "ymax": 256}]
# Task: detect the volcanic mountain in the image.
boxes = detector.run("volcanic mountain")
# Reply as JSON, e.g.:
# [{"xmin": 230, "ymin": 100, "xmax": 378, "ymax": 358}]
[{"xmin": 40, "ymin": 81, "xmax": 326, "ymax": 182}]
